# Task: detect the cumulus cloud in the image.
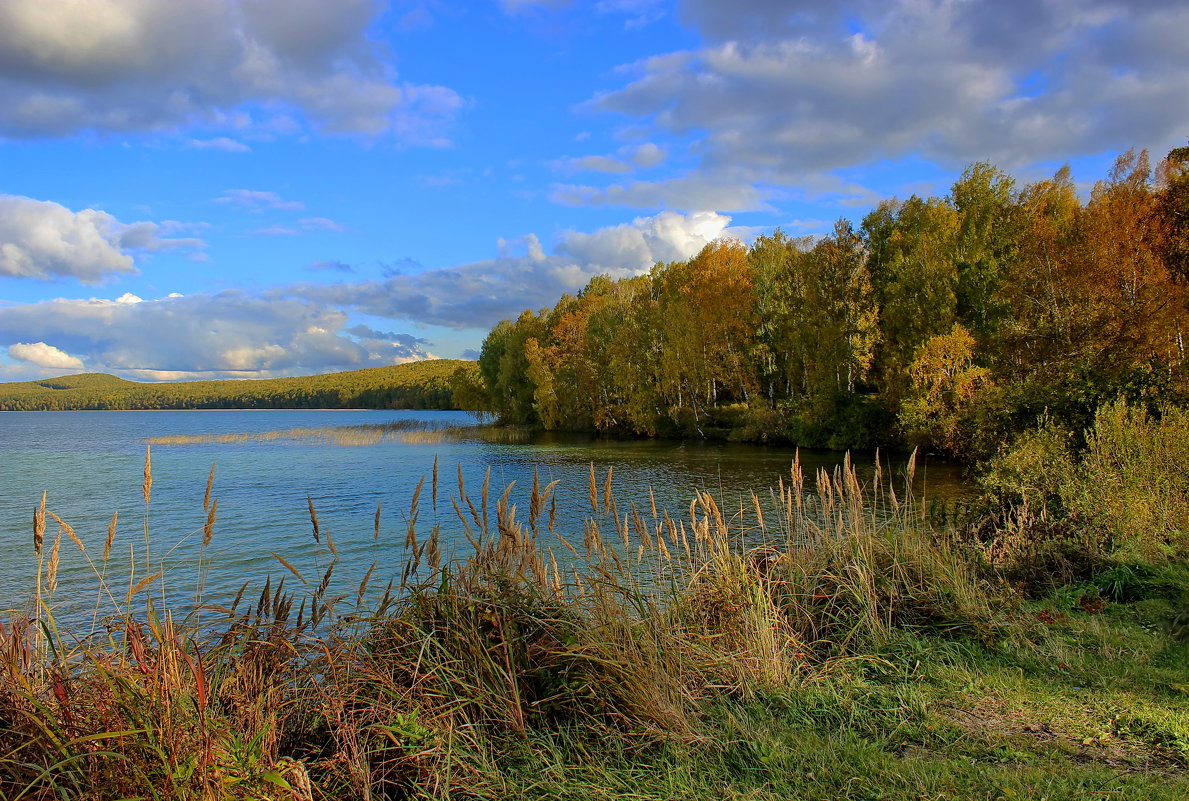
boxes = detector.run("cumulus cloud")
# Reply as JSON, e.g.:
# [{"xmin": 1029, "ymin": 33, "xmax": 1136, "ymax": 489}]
[
  {"xmin": 578, "ymin": 0, "xmax": 1189, "ymax": 209},
  {"xmin": 0, "ymin": 195, "xmax": 205, "ymax": 282},
  {"xmin": 284, "ymin": 210, "xmax": 735, "ymax": 329},
  {"xmin": 0, "ymin": 291, "xmax": 432, "ymax": 379},
  {"xmin": 0, "ymin": 0, "xmax": 463, "ymax": 141},
  {"xmin": 8, "ymin": 341, "xmax": 83, "ymax": 370},
  {"xmin": 627, "ymin": 142, "xmax": 667, "ymax": 168},
  {"xmin": 556, "ymin": 143, "xmax": 668, "ymax": 176},
  {"xmin": 563, "ymin": 155, "xmax": 634, "ymax": 174},
  {"xmin": 550, "ymin": 170, "xmax": 769, "ymax": 212}
]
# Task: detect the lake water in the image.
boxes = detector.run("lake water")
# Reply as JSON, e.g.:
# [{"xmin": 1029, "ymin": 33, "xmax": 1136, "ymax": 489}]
[{"xmin": 0, "ymin": 409, "xmax": 969, "ymax": 623}]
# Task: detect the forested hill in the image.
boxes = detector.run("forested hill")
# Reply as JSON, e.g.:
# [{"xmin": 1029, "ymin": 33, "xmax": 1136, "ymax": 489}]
[{"xmin": 0, "ymin": 359, "xmax": 482, "ymax": 411}]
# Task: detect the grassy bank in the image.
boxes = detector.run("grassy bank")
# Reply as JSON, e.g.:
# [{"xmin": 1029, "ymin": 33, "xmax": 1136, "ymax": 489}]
[{"xmin": 2, "ymin": 407, "xmax": 1187, "ymax": 800}]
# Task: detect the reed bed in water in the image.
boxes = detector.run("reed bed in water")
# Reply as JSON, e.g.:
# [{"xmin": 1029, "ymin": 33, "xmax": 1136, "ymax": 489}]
[
  {"xmin": 0, "ymin": 449, "xmax": 1001, "ymax": 800},
  {"xmin": 148, "ymin": 420, "xmax": 444, "ymax": 447}
]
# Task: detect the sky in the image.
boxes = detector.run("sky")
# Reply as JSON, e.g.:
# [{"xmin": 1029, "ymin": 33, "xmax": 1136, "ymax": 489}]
[{"xmin": 0, "ymin": 0, "xmax": 1187, "ymax": 382}]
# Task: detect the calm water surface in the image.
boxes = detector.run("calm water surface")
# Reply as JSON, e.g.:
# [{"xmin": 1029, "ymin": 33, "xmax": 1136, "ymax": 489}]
[{"xmin": 0, "ymin": 410, "xmax": 969, "ymax": 621}]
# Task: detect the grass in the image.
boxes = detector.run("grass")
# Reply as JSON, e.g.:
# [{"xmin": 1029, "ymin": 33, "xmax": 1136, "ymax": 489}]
[{"xmin": 1, "ymin": 441, "xmax": 1186, "ymax": 800}]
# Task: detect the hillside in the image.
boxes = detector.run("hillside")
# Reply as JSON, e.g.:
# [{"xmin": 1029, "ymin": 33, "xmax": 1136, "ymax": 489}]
[{"xmin": 0, "ymin": 359, "xmax": 479, "ymax": 411}]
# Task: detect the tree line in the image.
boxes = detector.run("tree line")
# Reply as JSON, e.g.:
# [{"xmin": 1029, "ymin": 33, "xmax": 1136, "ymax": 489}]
[
  {"xmin": 0, "ymin": 360, "xmax": 480, "ymax": 412},
  {"xmin": 476, "ymin": 147, "xmax": 1189, "ymax": 459}
]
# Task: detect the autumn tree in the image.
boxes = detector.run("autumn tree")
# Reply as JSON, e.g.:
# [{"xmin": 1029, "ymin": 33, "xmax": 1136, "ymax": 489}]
[
  {"xmin": 899, "ymin": 324, "xmax": 993, "ymax": 457},
  {"xmin": 863, "ymin": 196, "xmax": 960, "ymax": 405},
  {"xmin": 655, "ymin": 240, "xmax": 758, "ymax": 429},
  {"xmin": 1156, "ymin": 143, "xmax": 1189, "ymax": 284},
  {"xmin": 951, "ymin": 163, "xmax": 1020, "ymax": 339}
]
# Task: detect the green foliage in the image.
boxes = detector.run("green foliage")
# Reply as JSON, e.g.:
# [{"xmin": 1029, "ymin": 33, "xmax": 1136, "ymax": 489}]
[
  {"xmin": 473, "ymin": 147, "xmax": 1189, "ymax": 458},
  {"xmin": 0, "ymin": 359, "xmax": 480, "ymax": 412},
  {"xmin": 973, "ymin": 401, "xmax": 1189, "ymax": 593}
]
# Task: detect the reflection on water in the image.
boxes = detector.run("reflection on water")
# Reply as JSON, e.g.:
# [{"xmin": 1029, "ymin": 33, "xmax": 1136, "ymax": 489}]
[
  {"xmin": 147, "ymin": 421, "xmax": 581, "ymax": 448},
  {"xmin": 0, "ymin": 409, "xmax": 973, "ymax": 624}
]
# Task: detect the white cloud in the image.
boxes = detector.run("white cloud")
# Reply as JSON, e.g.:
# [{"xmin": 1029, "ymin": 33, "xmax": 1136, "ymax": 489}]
[
  {"xmin": 250, "ymin": 217, "xmax": 343, "ymax": 237},
  {"xmin": 559, "ymin": 210, "xmax": 731, "ymax": 267},
  {"xmin": 626, "ymin": 142, "xmax": 667, "ymax": 168},
  {"xmin": 0, "ymin": 0, "xmax": 463, "ymax": 141},
  {"xmin": 298, "ymin": 217, "xmax": 345, "ymax": 232},
  {"xmin": 8, "ymin": 341, "xmax": 83, "ymax": 370},
  {"xmin": 577, "ymin": 0, "xmax": 1189, "ymax": 209},
  {"xmin": 284, "ymin": 210, "xmax": 735, "ymax": 329},
  {"xmin": 0, "ymin": 291, "xmax": 432, "ymax": 379},
  {"xmin": 187, "ymin": 137, "xmax": 250, "ymax": 152},
  {"xmin": 550, "ymin": 170, "xmax": 770, "ymax": 212},
  {"xmin": 563, "ymin": 155, "xmax": 634, "ymax": 174},
  {"xmin": 596, "ymin": 0, "xmax": 666, "ymax": 28},
  {"xmin": 499, "ymin": 0, "xmax": 571, "ymax": 15},
  {"xmin": 216, "ymin": 189, "xmax": 305, "ymax": 212},
  {"xmin": 556, "ymin": 143, "xmax": 668, "ymax": 176},
  {"xmin": 0, "ymin": 195, "xmax": 205, "ymax": 283}
]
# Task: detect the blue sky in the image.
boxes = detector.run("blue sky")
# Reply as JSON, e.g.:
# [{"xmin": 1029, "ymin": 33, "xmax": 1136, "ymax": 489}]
[{"xmin": 1, "ymin": 0, "xmax": 1186, "ymax": 381}]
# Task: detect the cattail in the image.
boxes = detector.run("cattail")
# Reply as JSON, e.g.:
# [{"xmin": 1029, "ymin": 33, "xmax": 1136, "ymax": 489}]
[
  {"xmin": 104, "ymin": 511, "xmax": 117, "ymax": 562},
  {"xmin": 203, "ymin": 464, "xmax": 215, "ymax": 512},
  {"xmin": 202, "ymin": 498, "xmax": 217, "ymax": 547},
  {"xmin": 307, "ymin": 496, "xmax": 320, "ymax": 543},
  {"xmin": 142, "ymin": 446, "xmax": 152, "ymax": 505},
  {"xmin": 374, "ymin": 500, "xmax": 382, "ymax": 541},
  {"xmin": 588, "ymin": 463, "xmax": 597, "ymax": 512},
  {"xmin": 603, "ymin": 466, "xmax": 613, "ymax": 513},
  {"xmin": 33, "ymin": 491, "xmax": 46, "ymax": 556}
]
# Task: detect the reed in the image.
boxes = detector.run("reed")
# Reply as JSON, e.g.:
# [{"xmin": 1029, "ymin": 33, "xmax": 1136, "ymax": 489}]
[{"xmin": 0, "ymin": 451, "xmax": 1109, "ymax": 800}]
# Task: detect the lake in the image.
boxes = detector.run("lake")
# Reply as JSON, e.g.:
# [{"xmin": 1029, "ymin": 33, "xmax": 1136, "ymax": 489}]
[{"xmin": 0, "ymin": 409, "xmax": 969, "ymax": 623}]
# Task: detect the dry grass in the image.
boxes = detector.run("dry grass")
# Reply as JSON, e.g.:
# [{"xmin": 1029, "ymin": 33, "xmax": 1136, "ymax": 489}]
[{"xmin": 0, "ymin": 451, "xmax": 1003, "ymax": 800}]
